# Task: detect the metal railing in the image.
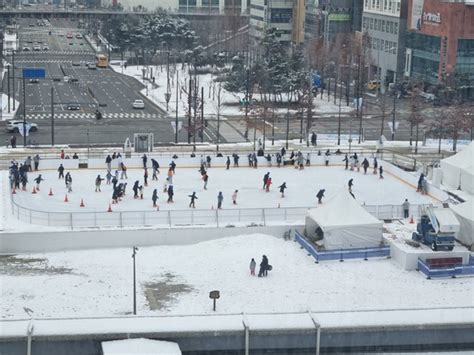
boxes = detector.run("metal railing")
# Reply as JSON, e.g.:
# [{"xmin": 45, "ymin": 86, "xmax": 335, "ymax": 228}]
[{"xmin": 11, "ymin": 195, "xmax": 430, "ymax": 230}]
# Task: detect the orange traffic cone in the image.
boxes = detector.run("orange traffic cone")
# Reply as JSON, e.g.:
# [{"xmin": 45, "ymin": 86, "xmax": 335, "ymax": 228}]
[
  {"xmin": 64, "ymin": 194, "xmax": 69, "ymax": 202},
  {"xmin": 107, "ymin": 204, "xmax": 113, "ymax": 212},
  {"xmin": 48, "ymin": 188, "xmax": 53, "ymax": 196},
  {"xmin": 80, "ymin": 199, "xmax": 85, "ymax": 207},
  {"xmin": 32, "ymin": 186, "xmax": 37, "ymax": 194},
  {"xmin": 409, "ymin": 215, "xmax": 415, "ymax": 224}
]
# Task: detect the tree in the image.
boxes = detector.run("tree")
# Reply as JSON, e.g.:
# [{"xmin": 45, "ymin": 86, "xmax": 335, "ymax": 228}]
[
  {"xmin": 375, "ymin": 93, "xmax": 390, "ymax": 139},
  {"xmin": 444, "ymin": 102, "xmax": 472, "ymax": 152},
  {"xmin": 406, "ymin": 93, "xmax": 425, "ymax": 154}
]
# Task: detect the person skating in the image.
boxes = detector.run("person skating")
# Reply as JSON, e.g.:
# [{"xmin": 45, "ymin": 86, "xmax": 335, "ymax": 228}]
[
  {"xmin": 325, "ymin": 150, "xmax": 330, "ymax": 166},
  {"xmin": 265, "ymin": 177, "xmax": 272, "ymax": 192},
  {"xmin": 206, "ymin": 155, "xmax": 212, "ymax": 168},
  {"xmin": 139, "ymin": 185, "xmax": 144, "ymax": 199},
  {"xmin": 402, "ymin": 199, "xmax": 410, "ymax": 219},
  {"xmin": 169, "ymin": 161, "xmax": 176, "ymax": 173},
  {"xmin": 33, "ymin": 174, "xmax": 44, "ymax": 191},
  {"xmin": 202, "ymin": 172, "xmax": 209, "ymax": 190},
  {"xmin": 355, "ymin": 157, "xmax": 360, "ymax": 172},
  {"xmin": 373, "ymin": 157, "xmax": 378, "ymax": 175},
  {"xmin": 63, "ymin": 172, "xmax": 70, "ymax": 187},
  {"xmin": 232, "ymin": 190, "xmax": 238, "ymax": 205},
  {"xmin": 106, "ymin": 171, "xmax": 112, "ymax": 185},
  {"xmin": 95, "ymin": 175, "xmax": 104, "ymax": 192},
  {"xmin": 144, "ymin": 169, "xmax": 148, "ymax": 186},
  {"xmin": 362, "ymin": 158, "xmax": 370, "ymax": 174},
  {"xmin": 316, "ymin": 189, "xmax": 325, "ymax": 204},
  {"xmin": 266, "ymin": 154, "xmax": 272, "ymax": 167},
  {"xmin": 226, "ymin": 156, "xmax": 230, "ymax": 170},
  {"xmin": 258, "ymin": 255, "xmax": 269, "ymax": 277},
  {"xmin": 25, "ymin": 156, "xmax": 32, "ymax": 172},
  {"xmin": 20, "ymin": 174, "xmax": 27, "ymax": 191},
  {"xmin": 65, "ymin": 173, "xmax": 72, "ymax": 193},
  {"xmin": 311, "ymin": 131, "xmax": 317, "ymax": 146},
  {"xmin": 276, "ymin": 153, "xmax": 282, "ymax": 168},
  {"xmin": 167, "ymin": 184, "xmax": 174, "ymax": 203},
  {"xmin": 152, "ymin": 189, "xmax": 158, "ymax": 207},
  {"xmin": 263, "ymin": 172, "xmax": 270, "ymax": 190},
  {"xmin": 112, "ymin": 187, "xmax": 119, "ymax": 204},
  {"xmin": 421, "ymin": 179, "xmax": 428, "ymax": 195},
  {"xmin": 248, "ymin": 153, "xmax": 253, "ymax": 167},
  {"xmin": 278, "ymin": 182, "xmax": 287, "ymax": 197},
  {"xmin": 379, "ymin": 166, "xmax": 384, "ymax": 179},
  {"xmin": 133, "ymin": 180, "xmax": 140, "ymax": 199},
  {"xmin": 112, "ymin": 174, "xmax": 118, "ymax": 190},
  {"xmin": 142, "ymin": 154, "xmax": 148, "ymax": 168},
  {"xmin": 417, "ymin": 173, "xmax": 425, "ymax": 192},
  {"xmin": 33, "ymin": 154, "xmax": 40, "ymax": 171},
  {"xmin": 105, "ymin": 155, "xmax": 112, "ymax": 172},
  {"xmin": 151, "ymin": 159, "xmax": 160, "ymax": 180},
  {"xmin": 250, "ymin": 258, "xmax": 256, "ymax": 276},
  {"xmin": 217, "ymin": 191, "xmax": 224, "ymax": 209},
  {"xmin": 343, "ymin": 154, "xmax": 349, "ymax": 170},
  {"xmin": 348, "ymin": 178, "xmax": 354, "ymax": 193},
  {"xmin": 57, "ymin": 164, "xmax": 65, "ymax": 179},
  {"xmin": 253, "ymin": 153, "xmax": 258, "ymax": 168},
  {"xmin": 188, "ymin": 192, "xmax": 198, "ymax": 208},
  {"xmin": 306, "ymin": 153, "xmax": 311, "ymax": 167},
  {"xmin": 167, "ymin": 167, "xmax": 174, "ymax": 185},
  {"xmin": 233, "ymin": 153, "xmax": 239, "ymax": 167},
  {"xmin": 120, "ymin": 162, "xmax": 128, "ymax": 179}
]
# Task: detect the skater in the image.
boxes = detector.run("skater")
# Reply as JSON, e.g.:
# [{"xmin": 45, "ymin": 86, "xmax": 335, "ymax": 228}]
[
  {"xmin": 263, "ymin": 172, "xmax": 270, "ymax": 190},
  {"xmin": 248, "ymin": 153, "xmax": 253, "ymax": 167},
  {"xmin": 20, "ymin": 175, "xmax": 27, "ymax": 191},
  {"xmin": 421, "ymin": 178, "xmax": 428, "ymax": 195},
  {"xmin": 253, "ymin": 153, "xmax": 258, "ymax": 168},
  {"xmin": 258, "ymin": 255, "xmax": 269, "ymax": 277},
  {"xmin": 25, "ymin": 156, "xmax": 32, "ymax": 172},
  {"xmin": 106, "ymin": 171, "xmax": 112, "ymax": 185},
  {"xmin": 297, "ymin": 152, "xmax": 304, "ymax": 170},
  {"xmin": 60, "ymin": 149, "xmax": 65, "ymax": 159},
  {"xmin": 169, "ymin": 160, "xmax": 176, "ymax": 173},
  {"xmin": 233, "ymin": 153, "xmax": 239, "ymax": 167},
  {"xmin": 325, "ymin": 150, "xmax": 330, "ymax": 166},
  {"xmin": 278, "ymin": 182, "xmax": 287, "ymax": 197},
  {"xmin": 306, "ymin": 153, "xmax": 311, "ymax": 167},
  {"xmin": 132, "ymin": 180, "xmax": 140, "ymax": 199},
  {"xmin": 250, "ymin": 258, "xmax": 256, "ymax": 276},
  {"xmin": 120, "ymin": 162, "xmax": 128, "ymax": 179},
  {"xmin": 57, "ymin": 164, "xmax": 65, "ymax": 179},
  {"xmin": 34, "ymin": 174, "xmax": 44, "ymax": 190},
  {"xmin": 167, "ymin": 184, "xmax": 174, "ymax": 203},
  {"xmin": 417, "ymin": 173, "xmax": 425, "ymax": 192},
  {"xmin": 142, "ymin": 154, "xmax": 148, "ymax": 168},
  {"xmin": 232, "ymin": 190, "xmax": 238, "ymax": 205},
  {"xmin": 362, "ymin": 158, "xmax": 370, "ymax": 174},
  {"xmin": 276, "ymin": 153, "xmax": 282, "ymax": 168},
  {"xmin": 343, "ymin": 154, "xmax": 349, "ymax": 170},
  {"xmin": 112, "ymin": 174, "xmax": 118, "ymax": 190},
  {"xmin": 265, "ymin": 176, "xmax": 272, "ymax": 192},
  {"xmin": 112, "ymin": 187, "xmax": 119, "ymax": 204},
  {"xmin": 152, "ymin": 189, "xmax": 158, "ymax": 207},
  {"xmin": 10, "ymin": 135, "xmax": 16, "ymax": 148},
  {"xmin": 95, "ymin": 175, "xmax": 104, "ymax": 192},
  {"xmin": 311, "ymin": 131, "xmax": 317, "ymax": 146},
  {"xmin": 379, "ymin": 165, "xmax": 384, "ymax": 179},
  {"xmin": 188, "ymin": 192, "xmax": 198, "ymax": 208},
  {"xmin": 316, "ymin": 189, "xmax": 325, "ymax": 204},
  {"xmin": 144, "ymin": 169, "xmax": 148, "ymax": 186},
  {"xmin": 402, "ymin": 199, "xmax": 410, "ymax": 219},
  {"xmin": 217, "ymin": 191, "xmax": 224, "ymax": 209},
  {"xmin": 355, "ymin": 157, "xmax": 360, "ymax": 172},
  {"xmin": 348, "ymin": 178, "xmax": 354, "ymax": 193},
  {"xmin": 151, "ymin": 159, "xmax": 160, "ymax": 180},
  {"xmin": 349, "ymin": 155, "xmax": 355, "ymax": 171},
  {"xmin": 266, "ymin": 154, "xmax": 272, "ymax": 167},
  {"xmin": 33, "ymin": 154, "xmax": 40, "ymax": 171},
  {"xmin": 139, "ymin": 185, "xmax": 144, "ymax": 199},
  {"xmin": 65, "ymin": 173, "xmax": 72, "ymax": 193},
  {"xmin": 202, "ymin": 172, "xmax": 209, "ymax": 190},
  {"xmin": 373, "ymin": 157, "xmax": 378, "ymax": 175},
  {"xmin": 105, "ymin": 155, "xmax": 112, "ymax": 172},
  {"xmin": 167, "ymin": 167, "xmax": 174, "ymax": 185},
  {"xmin": 281, "ymin": 146, "xmax": 286, "ymax": 157},
  {"xmin": 206, "ymin": 155, "xmax": 211, "ymax": 168},
  {"xmin": 226, "ymin": 156, "xmax": 230, "ymax": 170}
]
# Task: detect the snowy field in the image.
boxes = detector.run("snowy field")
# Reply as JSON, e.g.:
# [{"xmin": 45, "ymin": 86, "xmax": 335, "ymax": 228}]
[
  {"xmin": 1, "ymin": 233, "xmax": 473, "ymax": 320},
  {"xmin": 9, "ymin": 163, "xmax": 436, "ymax": 215}
]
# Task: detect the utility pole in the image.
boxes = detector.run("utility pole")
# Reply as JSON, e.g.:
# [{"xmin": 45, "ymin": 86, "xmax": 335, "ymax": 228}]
[
  {"xmin": 216, "ymin": 83, "xmax": 221, "ymax": 152},
  {"xmin": 12, "ymin": 51, "xmax": 16, "ymax": 111},
  {"xmin": 392, "ymin": 84, "xmax": 397, "ymax": 141},
  {"xmin": 306, "ymin": 75, "xmax": 313, "ymax": 147},
  {"xmin": 337, "ymin": 73, "xmax": 343, "ymax": 145},
  {"xmin": 22, "ymin": 75, "xmax": 26, "ymax": 147},
  {"xmin": 7, "ymin": 65, "xmax": 10, "ymax": 113},
  {"xmin": 285, "ymin": 108, "xmax": 290, "ymax": 150},
  {"xmin": 175, "ymin": 70, "xmax": 179, "ymax": 144},
  {"xmin": 132, "ymin": 246, "xmax": 138, "ymax": 315},
  {"xmin": 201, "ymin": 86, "xmax": 204, "ymax": 143},
  {"xmin": 51, "ymin": 87, "xmax": 54, "ymax": 146},
  {"xmin": 188, "ymin": 79, "xmax": 192, "ymax": 144},
  {"xmin": 357, "ymin": 54, "xmax": 363, "ymax": 144}
]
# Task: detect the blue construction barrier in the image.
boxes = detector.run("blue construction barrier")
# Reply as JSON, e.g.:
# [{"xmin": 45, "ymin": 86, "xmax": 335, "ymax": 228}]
[
  {"xmin": 294, "ymin": 231, "xmax": 390, "ymax": 263},
  {"xmin": 418, "ymin": 258, "xmax": 474, "ymax": 279}
]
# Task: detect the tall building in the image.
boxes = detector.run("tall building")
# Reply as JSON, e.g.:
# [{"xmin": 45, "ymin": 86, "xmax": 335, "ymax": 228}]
[
  {"xmin": 404, "ymin": 0, "xmax": 474, "ymax": 97},
  {"xmin": 362, "ymin": 0, "xmax": 408, "ymax": 90},
  {"xmin": 249, "ymin": 0, "xmax": 305, "ymax": 51},
  {"xmin": 106, "ymin": 0, "xmax": 247, "ymax": 13}
]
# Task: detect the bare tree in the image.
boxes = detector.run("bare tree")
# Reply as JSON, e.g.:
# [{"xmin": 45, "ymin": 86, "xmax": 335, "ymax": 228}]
[
  {"xmin": 376, "ymin": 93, "xmax": 390, "ymax": 139},
  {"xmin": 445, "ymin": 102, "xmax": 472, "ymax": 152},
  {"xmin": 406, "ymin": 93, "xmax": 425, "ymax": 154}
]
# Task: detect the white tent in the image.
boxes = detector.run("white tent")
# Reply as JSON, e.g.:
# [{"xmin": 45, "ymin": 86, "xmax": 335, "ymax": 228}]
[
  {"xmin": 451, "ymin": 199, "xmax": 474, "ymax": 248},
  {"xmin": 305, "ymin": 189, "xmax": 383, "ymax": 250},
  {"xmin": 440, "ymin": 142, "xmax": 474, "ymax": 193},
  {"xmin": 102, "ymin": 338, "xmax": 181, "ymax": 355}
]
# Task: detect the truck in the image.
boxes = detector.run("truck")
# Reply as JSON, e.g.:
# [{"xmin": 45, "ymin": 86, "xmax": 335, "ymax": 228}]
[{"xmin": 412, "ymin": 205, "xmax": 459, "ymax": 251}]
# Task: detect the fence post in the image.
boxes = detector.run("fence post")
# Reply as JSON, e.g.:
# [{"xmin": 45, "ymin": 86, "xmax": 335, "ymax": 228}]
[
  {"xmin": 191, "ymin": 210, "xmax": 194, "ymax": 224},
  {"xmin": 339, "ymin": 249, "xmax": 344, "ymax": 262},
  {"xmin": 168, "ymin": 211, "xmax": 171, "ymax": 227},
  {"xmin": 120, "ymin": 212, "xmax": 123, "ymax": 228},
  {"xmin": 216, "ymin": 209, "xmax": 219, "ymax": 228},
  {"xmin": 364, "ymin": 248, "xmax": 368, "ymax": 261},
  {"xmin": 29, "ymin": 210, "xmax": 32, "ymax": 224},
  {"xmin": 48, "ymin": 212, "xmax": 50, "ymax": 226},
  {"xmin": 238, "ymin": 209, "xmax": 241, "ymax": 222},
  {"xmin": 70, "ymin": 213, "xmax": 73, "ymax": 229},
  {"xmin": 262, "ymin": 209, "xmax": 266, "ymax": 226},
  {"xmin": 94, "ymin": 212, "xmax": 97, "ymax": 227},
  {"xmin": 143, "ymin": 211, "xmax": 146, "ymax": 226},
  {"xmin": 284, "ymin": 208, "xmax": 287, "ymax": 221}
]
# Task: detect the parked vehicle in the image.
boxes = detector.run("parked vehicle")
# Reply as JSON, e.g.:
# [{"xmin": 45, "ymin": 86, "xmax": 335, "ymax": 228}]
[
  {"xmin": 132, "ymin": 99, "xmax": 145, "ymax": 109},
  {"xmin": 66, "ymin": 103, "xmax": 81, "ymax": 111}
]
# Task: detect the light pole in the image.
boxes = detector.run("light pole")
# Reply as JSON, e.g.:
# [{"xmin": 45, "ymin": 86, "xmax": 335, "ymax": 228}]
[
  {"xmin": 12, "ymin": 50, "xmax": 16, "ymax": 111},
  {"xmin": 175, "ymin": 70, "xmax": 179, "ymax": 144},
  {"xmin": 132, "ymin": 246, "xmax": 138, "ymax": 315}
]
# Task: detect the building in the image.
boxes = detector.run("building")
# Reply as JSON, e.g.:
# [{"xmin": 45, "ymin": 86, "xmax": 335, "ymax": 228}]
[
  {"xmin": 362, "ymin": 0, "xmax": 408, "ymax": 91},
  {"xmin": 104, "ymin": 0, "xmax": 247, "ymax": 13},
  {"xmin": 249, "ymin": 0, "xmax": 305, "ymax": 51},
  {"xmin": 2, "ymin": 31, "xmax": 18, "ymax": 57},
  {"xmin": 404, "ymin": 0, "xmax": 474, "ymax": 97}
]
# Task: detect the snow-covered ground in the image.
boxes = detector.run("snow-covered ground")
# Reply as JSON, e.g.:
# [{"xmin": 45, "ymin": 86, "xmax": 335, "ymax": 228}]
[
  {"xmin": 1, "ymin": 93, "xmax": 20, "ymax": 121},
  {"xmin": 110, "ymin": 63, "xmax": 353, "ymax": 117},
  {"xmin": 1, "ymin": 233, "xmax": 473, "ymax": 320}
]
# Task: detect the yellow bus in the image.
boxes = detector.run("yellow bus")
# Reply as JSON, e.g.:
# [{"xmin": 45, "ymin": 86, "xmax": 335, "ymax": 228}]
[{"xmin": 96, "ymin": 54, "xmax": 108, "ymax": 68}]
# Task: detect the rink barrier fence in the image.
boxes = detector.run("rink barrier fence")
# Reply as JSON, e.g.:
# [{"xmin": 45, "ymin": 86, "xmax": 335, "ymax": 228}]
[
  {"xmin": 417, "ymin": 257, "xmax": 474, "ymax": 279},
  {"xmin": 10, "ymin": 196, "xmax": 431, "ymax": 230},
  {"xmin": 294, "ymin": 231, "xmax": 390, "ymax": 263}
]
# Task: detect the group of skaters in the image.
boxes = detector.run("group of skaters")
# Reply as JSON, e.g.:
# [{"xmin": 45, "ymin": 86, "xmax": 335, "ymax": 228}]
[
  {"xmin": 342, "ymin": 153, "xmax": 384, "ymax": 178},
  {"xmin": 249, "ymin": 255, "xmax": 272, "ymax": 277},
  {"xmin": 8, "ymin": 155, "xmax": 41, "ymax": 192}
]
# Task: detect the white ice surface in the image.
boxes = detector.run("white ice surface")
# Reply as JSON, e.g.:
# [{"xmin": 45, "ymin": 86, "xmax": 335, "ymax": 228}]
[{"xmin": 101, "ymin": 338, "xmax": 181, "ymax": 355}]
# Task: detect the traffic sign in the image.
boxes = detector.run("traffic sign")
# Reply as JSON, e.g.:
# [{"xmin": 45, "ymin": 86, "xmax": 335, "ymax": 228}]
[{"xmin": 23, "ymin": 68, "xmax": 46, "ymax": 79}]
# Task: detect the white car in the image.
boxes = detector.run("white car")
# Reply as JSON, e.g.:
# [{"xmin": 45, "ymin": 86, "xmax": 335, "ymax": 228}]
[
  {"xmin": 63, "ymin": 76, "xmax": 71, "ymax": 83},
  {"xmin": 132, "ymin": 99, "xmax": 145, "ymax": 109},
  {"xmin": 6, "ymin": 120, "xmax": 38, "ymax": 133}
]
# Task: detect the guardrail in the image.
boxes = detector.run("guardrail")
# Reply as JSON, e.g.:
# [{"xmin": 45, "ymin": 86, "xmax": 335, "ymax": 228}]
[
  {"xmin": 417, "ymin": 258, "xmax": 474, "ymax": 279},
  {"xmin": 295, "ymin": 231, "xmax": 390, "ymax": 263}
]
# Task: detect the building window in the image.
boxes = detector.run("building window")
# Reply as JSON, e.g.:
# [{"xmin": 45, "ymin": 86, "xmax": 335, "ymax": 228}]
[
  {"xmin": 384, "ymin": 0, "xmax": 387, "ymax": 10},
  {"xmin": 270, "ymin": 8, "xmax": 292, "ymax": 23},
  {"xmin": 388, "ymin": 0, "xmax": 392, "ymax": 11},
  {"xmin": 381, "ymin": 20, "xmax": 385, "ymax": 32},
  {"xmin": 381, "ymin": 39, "xmax": 385, "ymax": 50},
  {"xmin": 397, "ymin": 1, "xmax": 401, "ymax": 12},
  {"xmin": 370, "ymin": 18, "xmax": 374, "ymax": 29},
  {"xmin": 394, "ymin": 22, "xmax": 398, "ymax": 34}
]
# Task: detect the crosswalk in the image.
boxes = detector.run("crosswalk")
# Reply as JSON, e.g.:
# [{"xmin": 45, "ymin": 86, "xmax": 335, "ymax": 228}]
[
  {"xmin": 16, "ymin": 59, "xmax": 92, "ymax": 64},
  {"xmin": 25, "ymin": 112, "xmax": 163, "ymax": 120},
  {"xmin": 18, "ymin": 50, "xmax": 94, "ymax": 56}
]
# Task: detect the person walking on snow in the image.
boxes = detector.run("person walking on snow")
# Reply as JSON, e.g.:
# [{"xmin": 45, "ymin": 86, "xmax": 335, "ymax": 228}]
[
  {"xmin": 188, "ymin": 192, "xmax": 198, "ymax": 208},
  {"xmin": 317, "ymin": 189, "xmax": 325, "ymax": 204},
  {"xmin": 34, "ymin": 175, "xmax": 44, "ymax": 190},
  {"xmin": 379, "ymin": 166, "xmax": 384, "ymax": 179},
  {"xmin": 232, "ymin": 190, "xmax": 238, "ymax": 205},
  {"xmin": 402, "ymin": 199, "xmax": 410, "ymax": 219},
  {"xmin": 278, "ymin": 182, "xmax": 287, "ymax": 197},
  {"xmin": 217, "ymin": 191, "xmax": 224, "ymax": 209},
  {"xmin": 152, "ymin": 189, "xmax": 158, "ymax": 207},
  {"xmin": 263, "ymin": 172, "xmax": 270, "ymax": 190},
  {"xmin": 258, "ymin": 255, "xmax": 269, "ymax": 277},
  {"xmin": 250, "ymin": 258, "xmax": 256, "ymax": 276},
  {"xmin": 202, "ymin": 172, "xmax": 209, "ymax": 190},
  {"xmin": 133, "ymin": 181, "xmax": 140, "ymax": 199},
  {"xmin": 348, "ymin": 178, "xmax": 354, "ymax": 193},
  {"xmin": 226, "ymin": 156, "xmax": 230, "ymax": 170},
  {"xmin": 95, "ymin": 175, "xmax": 104, "ymax": 192},
  {"xmin": 265, "ymin": 177, "xmax": 272, "ymax": 192},
  {"xmin": 57, "ymin": 164, "xmax": 65, "ymax": 179},
  {"xmin": 142, "ymin": 154, "xmax": 148, "ymax": 168},
  {"xmin": 167, "ymin": 184, "xmax": 174, "ymax": 203},
  {"xmin": 362, "ymin": 158, "xmax": 370, "ymax": 174}
]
